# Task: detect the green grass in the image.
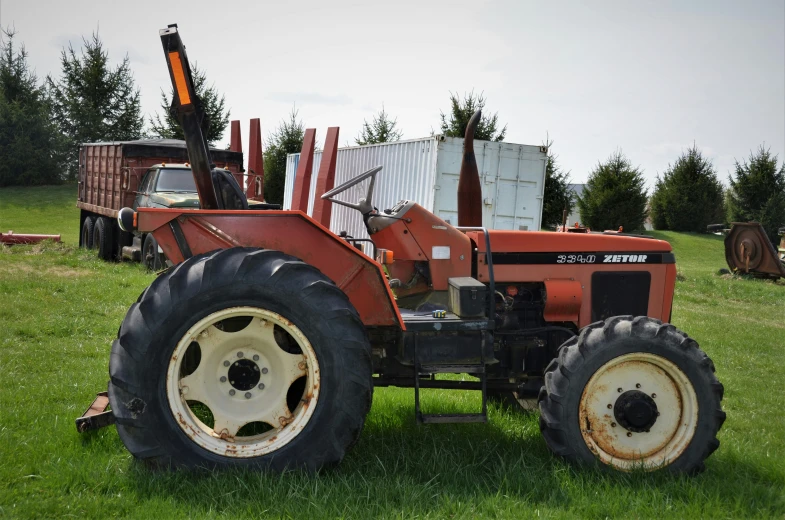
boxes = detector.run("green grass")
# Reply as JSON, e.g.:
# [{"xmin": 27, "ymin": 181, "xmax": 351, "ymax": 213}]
[{"xmin": 1, "ymin": 186, "xmax": 784, "ymax": 518}]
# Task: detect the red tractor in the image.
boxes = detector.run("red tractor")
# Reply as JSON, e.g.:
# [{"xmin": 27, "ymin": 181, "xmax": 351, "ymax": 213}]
[{"xmin": 97, "ymin": 25, "xmax": 725, "ymax": 475}]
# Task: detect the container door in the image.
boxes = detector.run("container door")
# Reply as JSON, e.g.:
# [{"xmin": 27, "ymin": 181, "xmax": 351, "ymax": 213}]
[{"xmin": 433, "ymin": 137, "xmax": 547, "ymax": 230}]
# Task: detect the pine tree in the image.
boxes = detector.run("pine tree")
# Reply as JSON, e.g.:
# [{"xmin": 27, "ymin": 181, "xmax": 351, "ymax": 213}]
[
  {"xmin": 578, "ymin": 151, "xmax": 648, "ymax": 231},
  {"xmin": 0, "ymin": 29, "xmax": 66, "ymax": 186},
  {"xmin": 727, "ymin": 146, "xmax": 785, "ymax": 243},
  {"xmin": 355, "ymin": 106, "xmax": 402, "ymax": 145},
  {"xmin": 46, "ymin": 33, "xmax": 144, "ymax": 179},
  {"xmin": 263, "ymin": 108, "xmax": 305, "ymax": 205},
  {"xmin": 649, "ymin": 145, "xmax": 725, "ymax": 232},
  {"xmin": 438, "ymin": 91, "xmax": 506, "ymax": 142},
  {"xmin": 541, "ymin": 141, "xmax": 575, "ymax": 229},
  {"xmin": 149, "ymin": 63, "xmax": 229, "ymax": 144}
]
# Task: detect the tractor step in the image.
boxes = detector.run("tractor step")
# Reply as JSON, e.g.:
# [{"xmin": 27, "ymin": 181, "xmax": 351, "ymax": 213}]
[
  {"xmin": 419, "ymin": 413, "xmax": 488, "ymax": 424},
  {"xmin": 413, "ymin": 335, "xmax": 488, "ymax": 424},
  {"xmin": 419, "ymin": 364, "xmax": 485, "ymax": 374}
]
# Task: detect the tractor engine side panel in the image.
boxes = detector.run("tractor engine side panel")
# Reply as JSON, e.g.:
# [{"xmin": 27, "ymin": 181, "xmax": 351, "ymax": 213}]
[{"xmin": 470, "ymin": 230, "xmax": 677, "ymax": 328}]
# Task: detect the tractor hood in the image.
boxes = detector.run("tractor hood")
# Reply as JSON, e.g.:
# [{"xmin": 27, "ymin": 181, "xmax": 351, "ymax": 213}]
[{"xmin": 150, "ymin": 192, "xmax": 201, "ymax": 209}]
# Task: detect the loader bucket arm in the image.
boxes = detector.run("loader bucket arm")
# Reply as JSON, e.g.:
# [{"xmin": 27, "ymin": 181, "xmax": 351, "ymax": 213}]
[{"xmin": 159, "ymin": 24, "xmax": 220, "ymax": 209}]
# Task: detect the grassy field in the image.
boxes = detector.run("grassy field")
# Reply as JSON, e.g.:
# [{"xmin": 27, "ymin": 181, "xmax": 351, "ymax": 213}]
[{"xmin": 1, "ymin": 184, "xmax": 784, "ymax": 519}]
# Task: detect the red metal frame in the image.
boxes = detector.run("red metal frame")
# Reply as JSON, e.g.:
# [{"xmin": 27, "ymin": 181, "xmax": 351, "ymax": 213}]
[
  {"xmin": 311, "ymin": 127, "xmax": 339, "ymax": 227},
  {"xmin": 291, "ymin": 129, "xmax": 316, "ymax": 212},
  {"xmin": 1, "ymin": 231, "xmax": 61, "ymax": 245},
  {"xmin": 246, "ymin": 118, "xmax": 264, "ymax": 200},
  {"xmin": 229, "ymin": 120, "xmax": 242, "ymax": 153}
]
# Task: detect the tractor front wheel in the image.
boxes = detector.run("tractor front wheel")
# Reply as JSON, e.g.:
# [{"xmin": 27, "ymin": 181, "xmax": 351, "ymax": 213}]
[
  {"xmin": 108, "ymin": 247, "xmax": 373, "ymax": 471},
  {"xmin": 538, "ymin": 316, "xmax": 725, "ymax": 474}
]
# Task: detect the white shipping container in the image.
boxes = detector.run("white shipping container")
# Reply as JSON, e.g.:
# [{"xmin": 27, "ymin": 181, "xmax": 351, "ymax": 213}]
[{"xmin": 283, "ymin": 136, "xmax": 548, "ymax": 243}]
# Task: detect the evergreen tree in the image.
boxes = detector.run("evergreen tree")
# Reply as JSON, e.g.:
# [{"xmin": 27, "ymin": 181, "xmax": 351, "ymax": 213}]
[
  {"xmin": 438, "ymin": 91, "xmax": 506, "ymax": 141},
  {"xmin": 541, "ymin": 141, "xmax": 575, "ymax": 229},
  {"xmin": 649, "ymin": 177, "xmax": 669, "ymax": 230},
  {"xmin": 149, "ymin": 63, "xmax": 229, "ymax": 144},
  {"xmin": 649, "ymin": 145, "xmax": 725, "ymax": 232},
  {"xmin": 355, "ymin": 106, "xmax": 402, "ymax": 145},
  {"xmin": 46, "ymin": 33, "xmax": 144, "ymax": 179},
  {"xmin": 0, "ymin": 29, "xmax": 65, "ymax": 186},
  {"xmin": 263, "ymin": 108, "xmax": 305, "ymax": 205},
  {"xmin": 578, "ymin": 151, "xmax": 648, "ymax": 231},
  {"xmin": 727, "ymin": 146, "xmax": 785, "ymax": 244}
]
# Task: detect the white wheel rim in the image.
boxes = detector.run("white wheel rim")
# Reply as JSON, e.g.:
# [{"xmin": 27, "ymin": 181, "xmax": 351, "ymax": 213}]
[
  {"xmin": 166, "ymin": 306, "xmax": 320, "ymax": 458},
  {"xmin": 578, "ymin": 352, "xmax": 698, "ymax": 471}
]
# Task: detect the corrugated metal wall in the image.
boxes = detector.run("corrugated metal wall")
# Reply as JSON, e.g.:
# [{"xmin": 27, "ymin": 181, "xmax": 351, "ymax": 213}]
[
  {"xmin": 285, "ymin": 137, "xmax": 440, "ymax": 241},
  {"xmin": 284, "ymin": 136, "xmax": 547, "ymax": 244}
]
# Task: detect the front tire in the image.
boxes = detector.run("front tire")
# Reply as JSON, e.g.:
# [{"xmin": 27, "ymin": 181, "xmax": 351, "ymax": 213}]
[
  {"xmin": 108, "ymin": 248, "xmax": 373, "ymax": 471},
  {"xmin": 142, "ymin": 234, "xmax": 163, "ymax": 271},
  {"xmin": 538, "ymin": 316, "xmax": 725, "ymax": 474}
]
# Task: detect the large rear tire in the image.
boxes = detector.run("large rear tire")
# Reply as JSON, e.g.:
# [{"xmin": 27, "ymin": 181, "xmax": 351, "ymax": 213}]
[
  {"xmin": 538, "ymin": 316, "xmax": 725, "ymax": 474},
  {"xmin": 108, "ymin": 248, "xmax": 373, "ymax": 471}
]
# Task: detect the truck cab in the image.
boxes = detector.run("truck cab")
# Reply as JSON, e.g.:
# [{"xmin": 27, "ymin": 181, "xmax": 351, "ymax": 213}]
[{"xmin": 134, "ymin": 164, "xmax": 223, "ymax": 210}]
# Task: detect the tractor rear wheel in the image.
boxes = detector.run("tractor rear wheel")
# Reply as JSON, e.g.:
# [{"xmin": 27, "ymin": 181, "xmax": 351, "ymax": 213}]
[
  {"xmin": 538, "ymin": 316, "xmax": 725, "ymax": 474},
  {"xmin": 108, "ymin": 247, "xmax": 373, "ymax": 471}
]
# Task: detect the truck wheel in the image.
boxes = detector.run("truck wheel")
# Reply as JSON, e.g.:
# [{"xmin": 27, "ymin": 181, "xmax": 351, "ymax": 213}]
[
  {"xmin": 142, "ymin": 234, "xmax": 163, "ymax": 271},
  {"xmin": 108, "ymin": 247, "xmax": 373, "ymax": 471},
  {"xmin": 94, "ymin": 217, "xmax": 114, "ymax": 261},
  {"xmin": 81, "ymin": 217, "xmax": 95, "ymax": 249},
  {"xmin": 538, "ymin": 316, "xmax": 725, "ymax": 474}
]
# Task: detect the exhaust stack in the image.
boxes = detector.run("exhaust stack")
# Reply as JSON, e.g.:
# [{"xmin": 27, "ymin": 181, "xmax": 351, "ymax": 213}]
[{"xmin": 457, "ymin": 110, "xmax": 483, "ymax": 227}]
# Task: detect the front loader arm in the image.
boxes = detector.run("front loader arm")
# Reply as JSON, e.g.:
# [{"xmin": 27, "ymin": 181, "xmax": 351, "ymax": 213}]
[{"xmin": 159, "ymin": 24, "xmax": 219, "ymax": 209}]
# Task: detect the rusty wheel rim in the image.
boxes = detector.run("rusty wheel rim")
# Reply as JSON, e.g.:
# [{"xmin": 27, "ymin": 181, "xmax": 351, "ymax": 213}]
[
  {"xmin": 578, "ymin": 352, "xmax": 698, "ymax": 471},
  {"xmin": 166, "ymin": 306, "xmax": 320, "ymax": 458}
]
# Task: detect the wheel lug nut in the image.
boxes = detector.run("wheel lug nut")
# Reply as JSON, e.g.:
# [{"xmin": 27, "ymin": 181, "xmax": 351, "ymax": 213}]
[
  {"xmin": 253, "ymin": 355, "xmax": 259, "ymax": 361},
  {"xmin": 607, "ymin": 404, "xmax": 612, "ymax": 409},
  {"xmin": 237, "ymin": 352, "xmax": 244, "ymax": 358},
  {"xmin": 220, "ymin": 376, "xmax": 227, "ymax": 383},
  {"xmin": 626, "ymin": 432, "xmax": 632, "ymax": 437},
  {"xmin": 258, "ymin": 383, "xmax": 265, "ymax": 390},
  {"xmin": 617, "ymin": 388, "xmax": 622, "ymax": 393},
  {"xmin": 223, "ymin": 361, "xmax": 230, "ymax": 367},
  {"xmin": 245, "ymin": 392, "xmax": 252, "ymax": 399},
  {"xmin": 262, "ymin": 367, "xmax": 269, "ymax": 374},
  {"xmin": 636, "ymin": 383, "xmax": 641, "ymax": 388},
  {"xmin": 229, "ymin": 389, "xmax": 236, "ymax": 396},
  {"xmin": 611, "ymin": 422, "xmax": 616, "ymax": 427},
  {"xmin": 651, "ymin": 393, "xmax": 657, "ymax": 398}
]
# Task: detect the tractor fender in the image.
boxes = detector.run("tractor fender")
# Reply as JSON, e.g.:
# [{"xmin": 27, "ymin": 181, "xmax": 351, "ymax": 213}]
[{"xmin": 137, "ymin": 208, "xmax": 404, "ymax": 328}]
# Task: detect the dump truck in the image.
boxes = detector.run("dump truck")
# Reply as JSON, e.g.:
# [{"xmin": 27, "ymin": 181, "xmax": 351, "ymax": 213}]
[
  {"xmin": 78, "ymin": 24, "xmax": 725, "ymax": 476},
  {"xmin": 77, "ymin": 139, "xmax": 244, "ymax": 268}
]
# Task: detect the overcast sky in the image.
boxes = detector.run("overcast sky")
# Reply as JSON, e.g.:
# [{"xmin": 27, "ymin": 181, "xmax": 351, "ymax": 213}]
[{"xmin": 4, "ymin": 0, "xmax": 784, "ymax": 189}]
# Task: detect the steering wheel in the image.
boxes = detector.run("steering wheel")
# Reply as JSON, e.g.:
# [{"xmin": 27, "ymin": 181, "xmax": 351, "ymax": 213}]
[{"xmin": 320, "ymin": 165, "xmax": 382, "ymax": 214}]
